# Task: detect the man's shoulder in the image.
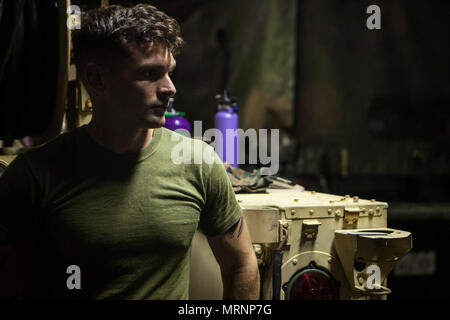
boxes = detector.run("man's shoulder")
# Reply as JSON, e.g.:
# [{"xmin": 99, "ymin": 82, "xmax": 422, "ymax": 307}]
[
  {"xmin": 159, "ymin": 127, "xmax": 221, "ymax": 167},
  {"xmin": 159, "ymin": 127, "xmax": 215, "ymax": 155},
  {"xmin": 160, "ymin": 127, "xmax": 208, "ymax": 147},
  {"xmin": 18, "ymin": 129, "xmax": 81, "ymax": 164},
  {"xmin": 2, "ymin": 129, "xmax": 82, "ymax": 183}
]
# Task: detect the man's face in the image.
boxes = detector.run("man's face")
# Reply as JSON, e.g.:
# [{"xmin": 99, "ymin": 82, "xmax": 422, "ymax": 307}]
[{"xmin": 100, "ymin": 43, "xmax": 177, "ymax": 129}]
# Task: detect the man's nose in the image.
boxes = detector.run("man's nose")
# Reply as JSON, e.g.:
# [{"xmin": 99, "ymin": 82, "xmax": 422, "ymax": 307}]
[{"xmin": 158, "ymin": 74, "xmax": 176, "ymax": 98}]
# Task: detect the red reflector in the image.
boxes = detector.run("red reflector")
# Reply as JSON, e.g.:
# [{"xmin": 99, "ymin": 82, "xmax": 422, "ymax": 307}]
[{"xmin": 286, "ymin": 267, "xmax": 338, "ymax": 300}]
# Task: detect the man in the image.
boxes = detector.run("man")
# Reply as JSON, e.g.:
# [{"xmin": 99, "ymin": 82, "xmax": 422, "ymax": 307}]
[{"xmin": 0, "ymin": 4, "xmax": 259, "ymax": 300}]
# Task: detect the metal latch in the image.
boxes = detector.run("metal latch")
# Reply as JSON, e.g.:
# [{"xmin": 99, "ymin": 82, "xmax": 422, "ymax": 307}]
[
  {"xmin": 343, "ymin": 207, "xmax": 363, "ymax": 225},
  {"xmin": 302, "ymin": 220, "xmax": 322, "ymax": 240}
]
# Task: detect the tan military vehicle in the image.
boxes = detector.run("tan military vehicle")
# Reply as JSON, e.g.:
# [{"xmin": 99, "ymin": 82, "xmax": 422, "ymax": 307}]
[{"xmin": 190, "ymin": 187, "xmax": 412, "ymax": 300}]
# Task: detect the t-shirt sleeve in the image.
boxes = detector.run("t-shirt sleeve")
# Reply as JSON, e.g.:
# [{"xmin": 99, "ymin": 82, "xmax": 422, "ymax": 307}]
[
  {"xmin": 0, "ymin": 154, "xmax": 42, "ymax": 245},
  {"xmin": 198, "ymin": 144, "xmax": 242, "ymax": 237}
]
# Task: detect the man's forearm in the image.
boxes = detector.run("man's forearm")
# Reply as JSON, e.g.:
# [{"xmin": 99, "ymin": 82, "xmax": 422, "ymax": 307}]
[{"xmin": 221, "ymin": 266, "xmax": 260, "ymax": 300}]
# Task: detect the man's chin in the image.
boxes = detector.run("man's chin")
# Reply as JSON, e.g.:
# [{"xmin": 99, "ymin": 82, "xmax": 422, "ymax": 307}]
[{"xmin": 140, "ymin": 116, "xmax": 165, "ymax": 129}]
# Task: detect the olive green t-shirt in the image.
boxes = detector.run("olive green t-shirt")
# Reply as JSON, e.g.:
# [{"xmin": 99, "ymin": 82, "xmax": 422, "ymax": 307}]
[{"xmin": 0, "ymin": 126, "xmax": 242, "ymax": 299}]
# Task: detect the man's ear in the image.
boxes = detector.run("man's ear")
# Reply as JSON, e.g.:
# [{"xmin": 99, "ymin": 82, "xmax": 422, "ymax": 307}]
[{"xmin": 84, "ymin": 62, "xmax": 106, "ymax": 94}]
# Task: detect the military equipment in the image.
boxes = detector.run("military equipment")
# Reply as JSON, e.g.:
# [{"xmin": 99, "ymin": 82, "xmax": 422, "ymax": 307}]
[{"xmin": 189, "ymin": 187, "xmax": 412, "ymax": 300}]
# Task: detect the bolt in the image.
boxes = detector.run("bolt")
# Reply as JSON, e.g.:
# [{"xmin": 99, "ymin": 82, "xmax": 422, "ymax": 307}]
[
  {"xmin": 85, "ymin": 99, "xmax": 93, "ymax": 110},
  {"xmin": 294, "ymin": 198, "xmax": 299, "ymax": 202},
  {"xmin": 292, "ymin": 259, "xmax": 298, "ymax": 265},
  {"xmin": 368, "ymin": 209, "xmax": 374, "ymax": 216},
  {"xmin": 253, "ymin": 245, "xmax": 263, "ymax": 256},
  {"xmin": 311, "ymin": 191, "xmax": 316, "ymax": 195},
  {"xmin": 328, "ymin": 209, "xmax": 332, "ymax": 215},
  {"xmin": 309, "ymin": 209, "xmax": 314, "ymax": 215},
  {"xmin": 336, "ymin": 210, "xmax": 342, "ymax": 216},
  {"xmin": 358, "ymin": 277, "xmax": 365, "ymax": 285},
  {"xmin": 237, "ymin": 199, "xmax": 243, "ymax": 203},
  {"xmin": 370, "ymin": 199, "xmax": 376, "ymax": 203},
  {"xmin": 328, "ymin": 258, "xmax": 332, "ymax": 263},
  {"xmin": 353, "ymin": 196, "xmax": 359, "ymax": 203},
  {"xmin": 291, "ymin": 209, "xmax": 296, "ymax": 215}
]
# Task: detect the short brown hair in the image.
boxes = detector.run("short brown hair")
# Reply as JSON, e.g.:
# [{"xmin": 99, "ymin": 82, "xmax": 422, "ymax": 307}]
[{"xmin": 71, "ymin": 4, "xmax": 184, "ymax": 73}]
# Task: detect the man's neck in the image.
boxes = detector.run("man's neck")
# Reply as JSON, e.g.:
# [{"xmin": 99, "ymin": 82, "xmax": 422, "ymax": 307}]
[{"xmin": 85, "ymin": 119, "xmax": 154, "ymax": 154}]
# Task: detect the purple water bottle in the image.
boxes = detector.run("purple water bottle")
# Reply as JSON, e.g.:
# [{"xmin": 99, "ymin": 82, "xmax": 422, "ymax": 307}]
[
  {"xmin": 164, "ymin": 98, "xmax": 191, "ymax": 137},
  {"xmin": 215, "ymin": 91, "xmax": 239, "ymax": 167}
]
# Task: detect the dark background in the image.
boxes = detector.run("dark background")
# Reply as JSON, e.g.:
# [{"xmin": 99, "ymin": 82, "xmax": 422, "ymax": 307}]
[{"xmin": 1, "ymin": 0, "xmax": 449, "ymax": 299}]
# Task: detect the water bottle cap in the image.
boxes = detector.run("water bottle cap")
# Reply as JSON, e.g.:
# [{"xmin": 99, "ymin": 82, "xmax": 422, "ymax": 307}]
[
  {"xmin": 165, "ymin": 111, "xmax": 186, "ymax": 118},
  {"xmin": 215, "ymin": 90, "xmax": 237, "ymax": 106},
  {"xmin": 216, "ymin": 90, "xmax": 238, "ymax": 112}
]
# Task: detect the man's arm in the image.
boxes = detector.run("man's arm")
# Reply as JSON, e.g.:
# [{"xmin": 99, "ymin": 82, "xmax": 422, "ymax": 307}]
[
  {"xmin": 207, "ymin": 217, "xmax": 260, "ymax": 300},
  {"xmin": 0, "ymin": 154, "xmax": 40, "ymax": 297},
  {"xmin": 0, "ymin": 243, "xmax": 33, "ymax": 297}
]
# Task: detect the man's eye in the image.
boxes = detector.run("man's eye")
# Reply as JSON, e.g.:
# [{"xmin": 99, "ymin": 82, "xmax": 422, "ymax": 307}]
[
  {"xmin": 143, "ymin": 70, "xmax": 161, "ymax": 80},
  {"xmin": 142, "ymin": 69, "xmax": 173, "ymax": 81},
  {"xmin": 144, "ymin": 71, "xmax": 157, "ymax": 78}
]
